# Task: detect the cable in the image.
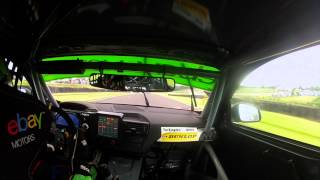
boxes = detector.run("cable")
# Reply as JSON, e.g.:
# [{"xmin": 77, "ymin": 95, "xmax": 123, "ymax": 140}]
[{"xmin": 71, "ymin": 129, "xmax": 79, "ymax": 173}]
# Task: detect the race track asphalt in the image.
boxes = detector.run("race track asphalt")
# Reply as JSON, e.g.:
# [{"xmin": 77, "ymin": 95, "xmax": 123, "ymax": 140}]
[{"xmin": 95, "ymin": 92, "xmax": 190, "ymax": 110}]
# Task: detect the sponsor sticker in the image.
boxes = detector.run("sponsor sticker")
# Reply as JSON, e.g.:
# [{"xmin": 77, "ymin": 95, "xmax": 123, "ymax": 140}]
[
  {"xmin": 172, "ymin": 0, "xmax": 212, "ymax": 31},
  {"xmin": 158, "ymin": 127, "xmax": 203, "ymax": 142},
  {"xmin": 5, "ymin": 111, "xmax": 45, "ymax": 149}
]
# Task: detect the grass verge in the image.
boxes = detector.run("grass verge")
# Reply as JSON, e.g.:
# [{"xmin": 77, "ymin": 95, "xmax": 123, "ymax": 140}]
[
  {"xmin": 53, "ymin": 92, "xmax": 126, "ymax": 102},
  {"xmin": 237, "ymin": 111, "xmax": 320, "ymax": 147},
  {"xmin": 155, "ymin": 92, "xmax": 208, "ymax": 110}
]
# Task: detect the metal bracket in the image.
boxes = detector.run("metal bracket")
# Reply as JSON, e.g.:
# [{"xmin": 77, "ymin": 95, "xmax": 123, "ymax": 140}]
[{"xmin": 200, "ymin": 128, "xmax": 216, "ymax": 141}]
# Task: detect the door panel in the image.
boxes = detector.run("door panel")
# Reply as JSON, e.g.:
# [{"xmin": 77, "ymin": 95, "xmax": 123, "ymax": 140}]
[{"xmin": 215, "ymin": 124, "xmax": 320, "ymax": 180}]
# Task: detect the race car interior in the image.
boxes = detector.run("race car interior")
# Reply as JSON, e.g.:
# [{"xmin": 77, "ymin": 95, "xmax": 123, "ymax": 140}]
[
  {"xmin": 1, "ymin": 0, "xmax": 320, "ymax": 180},
  {"xmin": 37, "ymin": 59, "xmax": 218, "ymax": 180}
]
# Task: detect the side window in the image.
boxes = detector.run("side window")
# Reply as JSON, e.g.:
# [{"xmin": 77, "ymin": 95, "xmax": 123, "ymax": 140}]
[
  {"xmin": 1, "ymin": 58, "xmax": 32, "ymax": 95},
  {"xmin": 17, "ymin": 77, "xmax": 33, "ymax": 95},
  {"xmin": 231, "ymin": 45, "xmax": 320, "ymax": 148}
]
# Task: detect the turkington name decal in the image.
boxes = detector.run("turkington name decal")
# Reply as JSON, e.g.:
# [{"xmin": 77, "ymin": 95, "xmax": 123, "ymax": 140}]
[
  {"xmin": 158, "ymin": 127, "xmax": 203, "ymax": 142},
  {"xmin": 6, "ymin": 112, "xmax": 44, "ymax": 149}
]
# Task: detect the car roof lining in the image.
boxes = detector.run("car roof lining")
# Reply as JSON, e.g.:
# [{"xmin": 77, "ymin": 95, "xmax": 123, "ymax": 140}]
[{"xmin": 1, "ymin": 0, "xmax": 320, "ymax": 70}]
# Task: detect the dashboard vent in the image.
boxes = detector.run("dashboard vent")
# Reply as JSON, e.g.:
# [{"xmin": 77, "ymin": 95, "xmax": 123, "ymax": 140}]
[{"xmin": 123, "ymin": 121, "xmax": 149, "ymax": 136}]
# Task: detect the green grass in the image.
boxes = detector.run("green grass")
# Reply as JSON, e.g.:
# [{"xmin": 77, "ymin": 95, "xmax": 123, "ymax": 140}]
[
  {"xmin": 53, "ymin": 92, "xmax": 126, "ymax": 102},
  {"xmin": 313, "ymin": 97, "xmax": 320, "ymax": 107},
  {"xmin": 234, "ymin": 87, "xmax": 320, "ymax": 108},
  {"xmin": 21, "ymin": 80, "xmax": 31, "ymax": 86},
  {"xmin": 155, "ymin": 92, "xmax": 209, "ymax": 110},
  {"xmin": 257, "ymin": 96, "xmax": 320, "ymax": 108},
  {"xmin": 236, "ymin": 87, "xmax": 275, "ymax": 94},
  {"xmin": 22, "ymin": 81, "xmax": 100, "ymax": 89},
  {"xmin": 237, "ymin": 111, "xmax": 320, "ymax": 147},
  {"xmin": 234, "ymin": 87, "xmax": 275, "ymax": 98},
  {"xmin": 47, "ymin": 83, "xmax": 101, "ymax": 89},
  {"xmin": 234, "ymin": 87, "xmax": 320, "ymax": 147}
]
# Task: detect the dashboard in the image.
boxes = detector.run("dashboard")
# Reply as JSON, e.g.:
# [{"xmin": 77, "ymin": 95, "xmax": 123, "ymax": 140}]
[{"xmin": 60, "ymin": 101, "xmax": 203, "ymax": 154}]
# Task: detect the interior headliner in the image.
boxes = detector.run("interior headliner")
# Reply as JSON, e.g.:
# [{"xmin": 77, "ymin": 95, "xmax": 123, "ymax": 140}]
[{"xmin": 1, "ymin": 0, "xmax": 320, "ymax": 70}]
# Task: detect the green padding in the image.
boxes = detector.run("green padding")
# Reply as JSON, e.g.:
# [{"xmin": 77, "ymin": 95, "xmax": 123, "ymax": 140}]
[
  {"xmin": 42, "ymin": 55, "xmax": 218, "ymax": 91},
  {"xmin": 72, "ymin": 175, "xmax": 92, "ymax": 180},
  {"xmin": 43, "ymin": 55, "xmax": 218, "ymax": 71},
  {"xmin": 71, "ymin": 166, "xmax": 97, "ymax": 180}
]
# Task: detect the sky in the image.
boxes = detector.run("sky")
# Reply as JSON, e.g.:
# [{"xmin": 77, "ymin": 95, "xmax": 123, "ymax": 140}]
[{"xmin": 241, "ymin": 45, "xmax": 320, "ymax": 89}]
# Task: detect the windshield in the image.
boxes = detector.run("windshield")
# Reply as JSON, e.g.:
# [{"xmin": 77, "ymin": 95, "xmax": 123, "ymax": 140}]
[{"xmin": 48, "ymin": 78, "xmax": 210, "ymax": 111}]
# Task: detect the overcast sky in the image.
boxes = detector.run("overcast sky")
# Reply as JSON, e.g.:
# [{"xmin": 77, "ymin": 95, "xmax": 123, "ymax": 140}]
[{"xmin": 241, "ymin": 45, "xmax": 320, "ymax": 89}]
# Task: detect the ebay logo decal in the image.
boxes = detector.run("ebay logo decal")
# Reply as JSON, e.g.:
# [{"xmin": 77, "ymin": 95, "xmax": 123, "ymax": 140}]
[{"xmin": 7, "ymin": 112, "xmax": 44, "ymax": 136}]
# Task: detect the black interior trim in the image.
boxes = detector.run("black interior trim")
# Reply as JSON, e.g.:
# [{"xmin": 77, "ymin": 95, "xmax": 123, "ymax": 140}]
[{"xmin": 229, "ymin": 123, "xmax": 320, "ymax": 159}]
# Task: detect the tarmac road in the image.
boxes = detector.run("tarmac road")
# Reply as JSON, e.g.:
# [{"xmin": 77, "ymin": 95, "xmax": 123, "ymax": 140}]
[{"xmin": 95, "ymin": 92, "xmax": 190, "ymax": 110}]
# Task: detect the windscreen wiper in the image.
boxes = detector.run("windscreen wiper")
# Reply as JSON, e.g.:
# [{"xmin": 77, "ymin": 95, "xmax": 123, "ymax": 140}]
[
  {"xmin": 142, "ymin": 92, "xmax": 150, "ymax": 107},
  {"xmin": 187, "ymin": 79, "xmax": 197, "ymax": 111}
]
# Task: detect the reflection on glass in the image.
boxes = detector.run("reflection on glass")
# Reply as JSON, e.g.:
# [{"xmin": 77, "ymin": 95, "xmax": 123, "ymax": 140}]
[{"xmin": 238, "ymin": 104, "xmax": 260, "ymax": 122}]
